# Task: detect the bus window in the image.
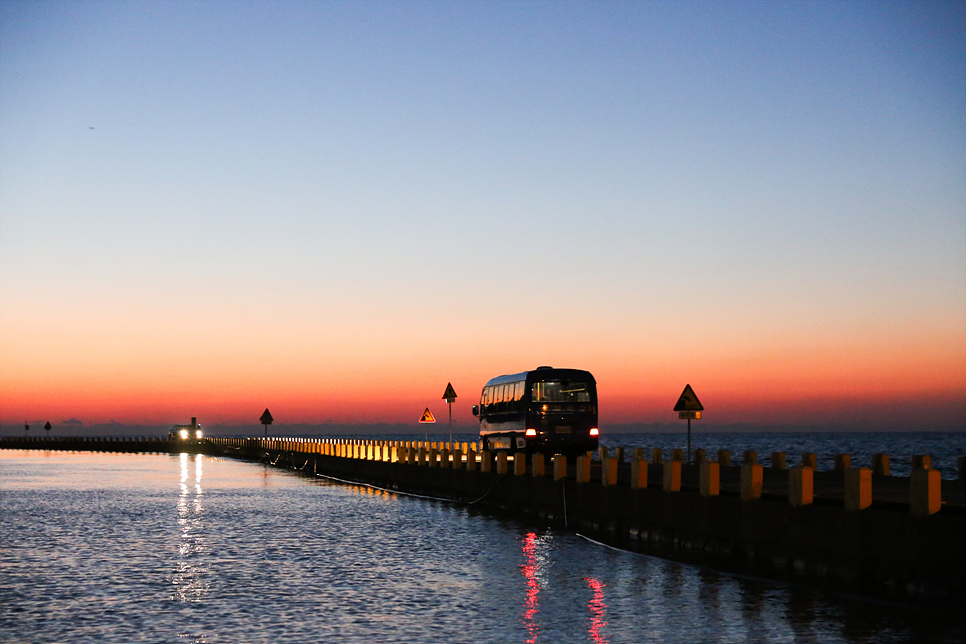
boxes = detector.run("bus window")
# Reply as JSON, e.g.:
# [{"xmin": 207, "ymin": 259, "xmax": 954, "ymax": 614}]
[
  {"xmin": 532, "ymin": 381, "xmax": 592, "ymax": 403},
  {"xmin": 515, "ymin": 381, "xmax": 526, "ymax": 402}
]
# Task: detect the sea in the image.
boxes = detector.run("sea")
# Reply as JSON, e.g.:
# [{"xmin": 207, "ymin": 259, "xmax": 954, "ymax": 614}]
[{"xmin": 1, "ymin": 431, "xmax": 964, "ymax": 644}]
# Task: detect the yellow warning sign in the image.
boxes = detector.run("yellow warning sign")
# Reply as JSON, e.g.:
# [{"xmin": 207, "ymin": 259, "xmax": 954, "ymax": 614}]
[
  {"xmin": 673, "ymin": 384, "xmax": 704, "ymax": 412},
  {"xmin": 419, "ymin": 408, "xmax": 436, "ymax": 423}
]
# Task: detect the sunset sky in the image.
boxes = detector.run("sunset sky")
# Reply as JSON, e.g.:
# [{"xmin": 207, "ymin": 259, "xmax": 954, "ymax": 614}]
[{"xmin": 1, "ymin": 1, "xmax": 964, "ymax": 430}]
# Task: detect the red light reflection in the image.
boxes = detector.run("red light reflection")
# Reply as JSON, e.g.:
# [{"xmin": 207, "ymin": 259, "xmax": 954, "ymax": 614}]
[
  {"xmin": 521, "ymin": 532, "xmax": 540, "ymax": 643},
  {"xmin": 585, "ymin": 577, "xmax": 608, "ymax": 643}
]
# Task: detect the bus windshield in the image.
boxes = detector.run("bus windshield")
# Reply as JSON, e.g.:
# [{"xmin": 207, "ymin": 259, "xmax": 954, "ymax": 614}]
[{"xmin": 532, "ymin": 381, "xmax": 592, "ymax": 403}]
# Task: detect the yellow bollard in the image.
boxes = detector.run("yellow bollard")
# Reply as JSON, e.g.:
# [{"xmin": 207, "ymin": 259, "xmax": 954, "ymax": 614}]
[
  {"xmin": 553, "ymin": 454, "xmax": 567, "ymax": 481},
  {"xmin": 741, "ymin": 463, "xmax": 763, "ymax": 500},
  {"xmin": 514, "ymin": 452, "xmax": 527, "ymax": 476},
  {"xmin": 633, "ymin": 448, "xmax": 644, "ymax": 461},
  {"xmin": 630, "ymin": 458, "xmax": 648, "ymax": 489},
  {"xmin": 428, "ymin": 448, "xmax": 439, "ymax": 468},
  {"xmin": 417, "ymin": 448, "xmax": 428, "ymax": 466},
  {"xmin": 496, "ymin": 452, "xmax": 508, "ymax": 475},
  {"xmin": 601, "ymin": 457, "xmax": 618, "ymax": 486},
  {"xmin": 440, "ymin": 448, "xmax": 450, "ymax": 468},
  {"xmin": 451, "ymin": 448, "xmax": 462, "ymax": 470},
  {"xmin": 671, "ymin": 448, "xmax": 683, "ymax": 462},
  {"xmin": 663, "ymin": 460, "xmax": 681, "ymax": 491},
  {"xmin": 789, "ymin": 466, "xmax": 813, "ymax": 507},
  {"xmin": 771, "ymin": 452, "xmax": 786, "ymax": 469},
  {"xmin": 532, "ymin": 453, "xmax": 546, "ymax": 478},
  {"xmin": 845, "ymin": 467, "xmax": 872, "ymax": 511},
  {"xmin": 718, "ymin": 450, "xmax": 731, "ymax": 467},
  {"xmin": 576, "ymin": 455, "xmax": 591, "ymax": 483},
  {"xmin": 910, "ymin": 468, "xmax": 941, "ymax": 516},
  {"xmin": 802, "ymin": 452, "xmax": 817, "ymax": 469},
  {"xmin": 466, "ymin": 447, "xmax": 478, "ymax": 472},
  {"xmin": 700, "ymin": 461, "xmax": 719, "ymax": 497},
  {"xmin": 598, "ymin": 446, "xmax": 609, "ymax": 461},
  {"xmin": 743, "ymin": 450, "xmax": 757, "ymax": 464},
  {"xmin": 694, "ymin": 448, "xmax": 706, "ymax": 464}
]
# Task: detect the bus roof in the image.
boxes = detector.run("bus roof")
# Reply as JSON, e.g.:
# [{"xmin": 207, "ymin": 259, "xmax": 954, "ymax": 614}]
[{"xmin": 483, "ymin": 367, "xmax": 595, "ymax": 388}]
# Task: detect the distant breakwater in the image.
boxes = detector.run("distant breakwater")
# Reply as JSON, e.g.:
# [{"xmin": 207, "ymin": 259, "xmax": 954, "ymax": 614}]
[{"xmin": 4, "ymin": 434, "xmax": 964, "ymax": 612}]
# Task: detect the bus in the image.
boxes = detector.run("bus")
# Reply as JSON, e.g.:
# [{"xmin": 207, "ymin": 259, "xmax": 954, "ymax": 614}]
[{"xmin": 471, "ymin": 366, "xmax": 599, "ymax": 455}]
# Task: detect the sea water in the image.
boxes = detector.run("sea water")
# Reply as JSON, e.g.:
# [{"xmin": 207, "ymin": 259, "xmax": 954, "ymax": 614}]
[{"xmin": 1, "ymin": 449, "xmax": 962, "ymax": 643}]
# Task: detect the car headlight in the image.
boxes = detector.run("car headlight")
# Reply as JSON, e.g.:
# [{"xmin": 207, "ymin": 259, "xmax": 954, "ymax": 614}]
[{"xmin": 195, "ymin": 429, "xmax": 203, "ymax": 439}]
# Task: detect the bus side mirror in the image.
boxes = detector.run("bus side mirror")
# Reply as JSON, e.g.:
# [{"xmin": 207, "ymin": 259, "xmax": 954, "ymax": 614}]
[{"xmin": 472, "ymin": 405, "xmax": 479, "ymax": 416}]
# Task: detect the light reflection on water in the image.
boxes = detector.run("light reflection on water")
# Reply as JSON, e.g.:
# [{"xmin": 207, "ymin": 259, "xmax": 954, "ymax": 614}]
[{"xmin": 0, "ymin": 450, "xmax": 962, "ymax": 644}]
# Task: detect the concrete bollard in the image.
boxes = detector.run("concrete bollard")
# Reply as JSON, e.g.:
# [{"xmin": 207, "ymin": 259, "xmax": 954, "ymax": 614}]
[
  {"xmin": 466, "ymin": 448, "xmax": 477, "ymax": 471},
  {"xmin": 663, "ymin": 460, "xmax": 681, "ymax": 492},
  {"xmin": 845, "ymin": 467, "xmax": 872, "ymax": 511},
  {"xmin": 451, "ymin": 449, "xmax": 462, "ymax": 470},
  {"xmin": 651, "ymin": 448, "xmax": 663, "ymax": 465},
  {"xmin": 496, "ymin": 452, "xmax": 508, "ymax": 475},
  {"xmin": 802, "ymin": 453, "xmax": 817, "ymax": 469},
  {"xmin": 694, "ymin": 448, "xmax": 706, "ymax": 464},
  {"xmin": 576, "ymin": 455, "xmax": 591, "ymax": 483},
  {"xmin": 700, "ymin": 461, "xmax": 719, "ymax": 497},
  {"xmin": 407, "ymin": 447, "xmax": 418, "ymax": 465},
  {"xmin": 440, "ymin": 448, "xmax": 450, "ymax": 469},
  {"xmin": 598, "ymin": 446, "xmax": 608, "ymax": 461},
  {"xmin": 514, "ymin": 452, "xmax": 527, "ymax": 476},
  {"xmin": 532, "ymin": 453, "xmax": 546, "ymax": 478},
  {"xmin": 910, "ymin": 468, "xmax": 941, "ymax": 516},
  {"xmin": 789, "ymin": 466, "xmax": 813, "ymax": 507},
  {"xmin": 633, "ymin": 448, "xmax": 644, "ymax": 460},
  {"xmin": 480, "ymin": 450, "xmax": 492, "ymax": 473},
  {"xmin": 393, "ymin": 446, "xmax": 403, "ymax": 463},
  {"xmin": 740, "ymin": 463, "xmax": 763, "ymax": 500},
  {"xmin": 630, "ymin": 458, "xmax": 648, "ymax": 489},
  {"xmin": 718, "ymin": 450, "xmax": 731, "ymax": 467},
  {"xmin": 743, "ymin": 450, "xmax": 757, "ymax": 464},
  {"xmin": 671, "ymin": 448, "xmax": 683, "ymax": 462},
  {"xmin": 911, "ymin": 455, "xmax": 931, "ymax": 470},
  {"xmin": 553, "ymin": 454, "xmax": 567, "ymax": 481},
  {"xmin": 834, "ymin": 454, "xmax": 851, "ymax": 471},
  {"xmin": 872, "ymin": 453, "xmax": 890, "ymax": 476},
  {"xmin": 417, "ymin": 448, "xmax": 427, "ymax": 466},
  {"xmin": 770, "ymin": 452, "xmax": 786, "ymax": 469},
  {"xmin": 614, "ymin": 447, "xmax": 624, "ymax": 462},
  {"xmin": 601, "ymin": 457, "xmax": 618, "ymax": 486},
  {"xmin": 430, "ymin": 449, "xmax": 441, "ymax": 467}
]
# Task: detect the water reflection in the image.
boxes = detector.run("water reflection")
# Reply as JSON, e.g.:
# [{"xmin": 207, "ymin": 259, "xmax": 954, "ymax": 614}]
[
  {"xmin": 172, "ymin": 453, "xmax": 208, "ymax": 602},
  {"xmin": 520, "ymin": 532, "xmax": 540, "ymax": 643},
  {"xmin": 585, "ymin": 577, "xmax": 608, "ymax": 643}
]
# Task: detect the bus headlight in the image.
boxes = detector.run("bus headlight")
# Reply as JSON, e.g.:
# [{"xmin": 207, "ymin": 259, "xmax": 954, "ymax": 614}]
[
  {"xmin": 195, "ymin": 429, "xmax": 203, "ymax": 439},
  {"xmin": 179, "ymin": 429, "xmax": 189, "ymax": 440},
  {"xmin": 590, "ymin": 428, "xmax": 599, "ymax": 436}
]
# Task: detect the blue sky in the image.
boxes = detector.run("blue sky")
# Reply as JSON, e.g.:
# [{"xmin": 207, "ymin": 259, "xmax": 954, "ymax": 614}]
[{"xmin": 1, "ymin": 1, "xmax": 964, "ymax": 427}]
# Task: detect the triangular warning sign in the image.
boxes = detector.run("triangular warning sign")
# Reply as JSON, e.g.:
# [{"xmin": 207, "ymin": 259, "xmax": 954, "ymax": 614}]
[
  {"xmin": 442, "ymin": 382, "xmax": 457, "ymax": 400},
  {"xmin": 673, "ymin": 384, "xmax": 704, "ymax": 412},
  {"xmin": 260, "ymin": 408, "xmax": 274, "ymax": 425},
  {"xmin": 419, "ymin": 408, "xmax": 436, "ymax": 423}
]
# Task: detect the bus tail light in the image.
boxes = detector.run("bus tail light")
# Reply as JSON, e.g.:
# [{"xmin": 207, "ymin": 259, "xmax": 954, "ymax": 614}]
[
  {"xmin": 589, "ymin": 428, "xmax": 599, "ymax": 436},
  {"xmin": 525, "ymin": 428, "xmax": 536, "ymax": 437}
]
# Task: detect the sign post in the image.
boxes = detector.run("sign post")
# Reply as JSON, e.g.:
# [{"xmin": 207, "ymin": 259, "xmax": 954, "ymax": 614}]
[
  {"xmin": 442, "ymin": 383, "xmax": 457, "ymax": 445},
  {"xmin": 44, "ymin": 421, "xmax": 51, "ymax": 438},
  {"xmin": 260, "ymin": 408, "xmax": 274, "ymax": 437},
  {"xmin": 419, "ymin": 407, "xmax": 436, "ymax": 442},
  {"xmin": 24, "ymin": 422, "xmax": 29, "ymax": 438},
  {"xmin": 673, "ymin": 384, "xmax": 704, "ymax": 464}
]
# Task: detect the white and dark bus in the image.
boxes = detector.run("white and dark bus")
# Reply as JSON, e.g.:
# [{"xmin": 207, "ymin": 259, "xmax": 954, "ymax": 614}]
[{"xmin": 471, "ymin": 366, "xmax": 599, "ymax": 455}]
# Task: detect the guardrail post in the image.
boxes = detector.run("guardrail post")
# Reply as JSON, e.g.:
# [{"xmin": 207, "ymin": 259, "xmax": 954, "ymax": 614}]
[
  {"xmin": 651, "ymin": 448, "xmax": 663, "ymax": 465},
  {"xmin": 845, "ymin": 467, "xmax": 872, "ymax": 511},
  {"xmin": 717, "ymin": 450, "xmax": 730, "ymax": 466},
  {"xmin": 740, "ymin": 463, "xmax": 763, "ymax": 500},
  {"xmin": 496, "ymin": 452, "xmax": 508, "ymax": 475},
  {"xmin": 663, "ymin": 460, "xmax": 681, "ymax": 492},
  {"xmin": 532, "ymin": 453, "xmax": 546, "ymax": 478},
  {"xmin": 631, "ymin": 457, "xmax": 648, "ymax": 489},
  {"xmin": 700, "ymin": 461, "xmax": 719, "ymax": 496},
  {"xmin": 872, "ymin": 453, "xmax": 889, "ymax": 476},
  {"xmin": 770, "ymin": 452, "xmax": 786, "ymax": 469},
  {"xmin": 514, "ymin": 452, "xmax": 527, "ymax": 475},
  {"xmin": 910, "ymin": 468, "xmax": 941, "ymax": 516},
  {"xmin": 834, "ymin": 454, "xmax": 851, "ymax": 471},
  {"xmin": 601, "ymin": 457, "xmax": 618, "ymax": 486},
  {"xmin": 553, "ymin": 455, "xmax": 567, "ymax": 481},
  {"xmin": 802, "ymin": 452, "xmax": 817, "ymax": 469},
  {"xmin": 576, "ymin": 455, "xmax": 591, "ymax": 483},
  {"xmin": 789, "ymin": 466, "xmax": 813, "ymax": 506}
]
